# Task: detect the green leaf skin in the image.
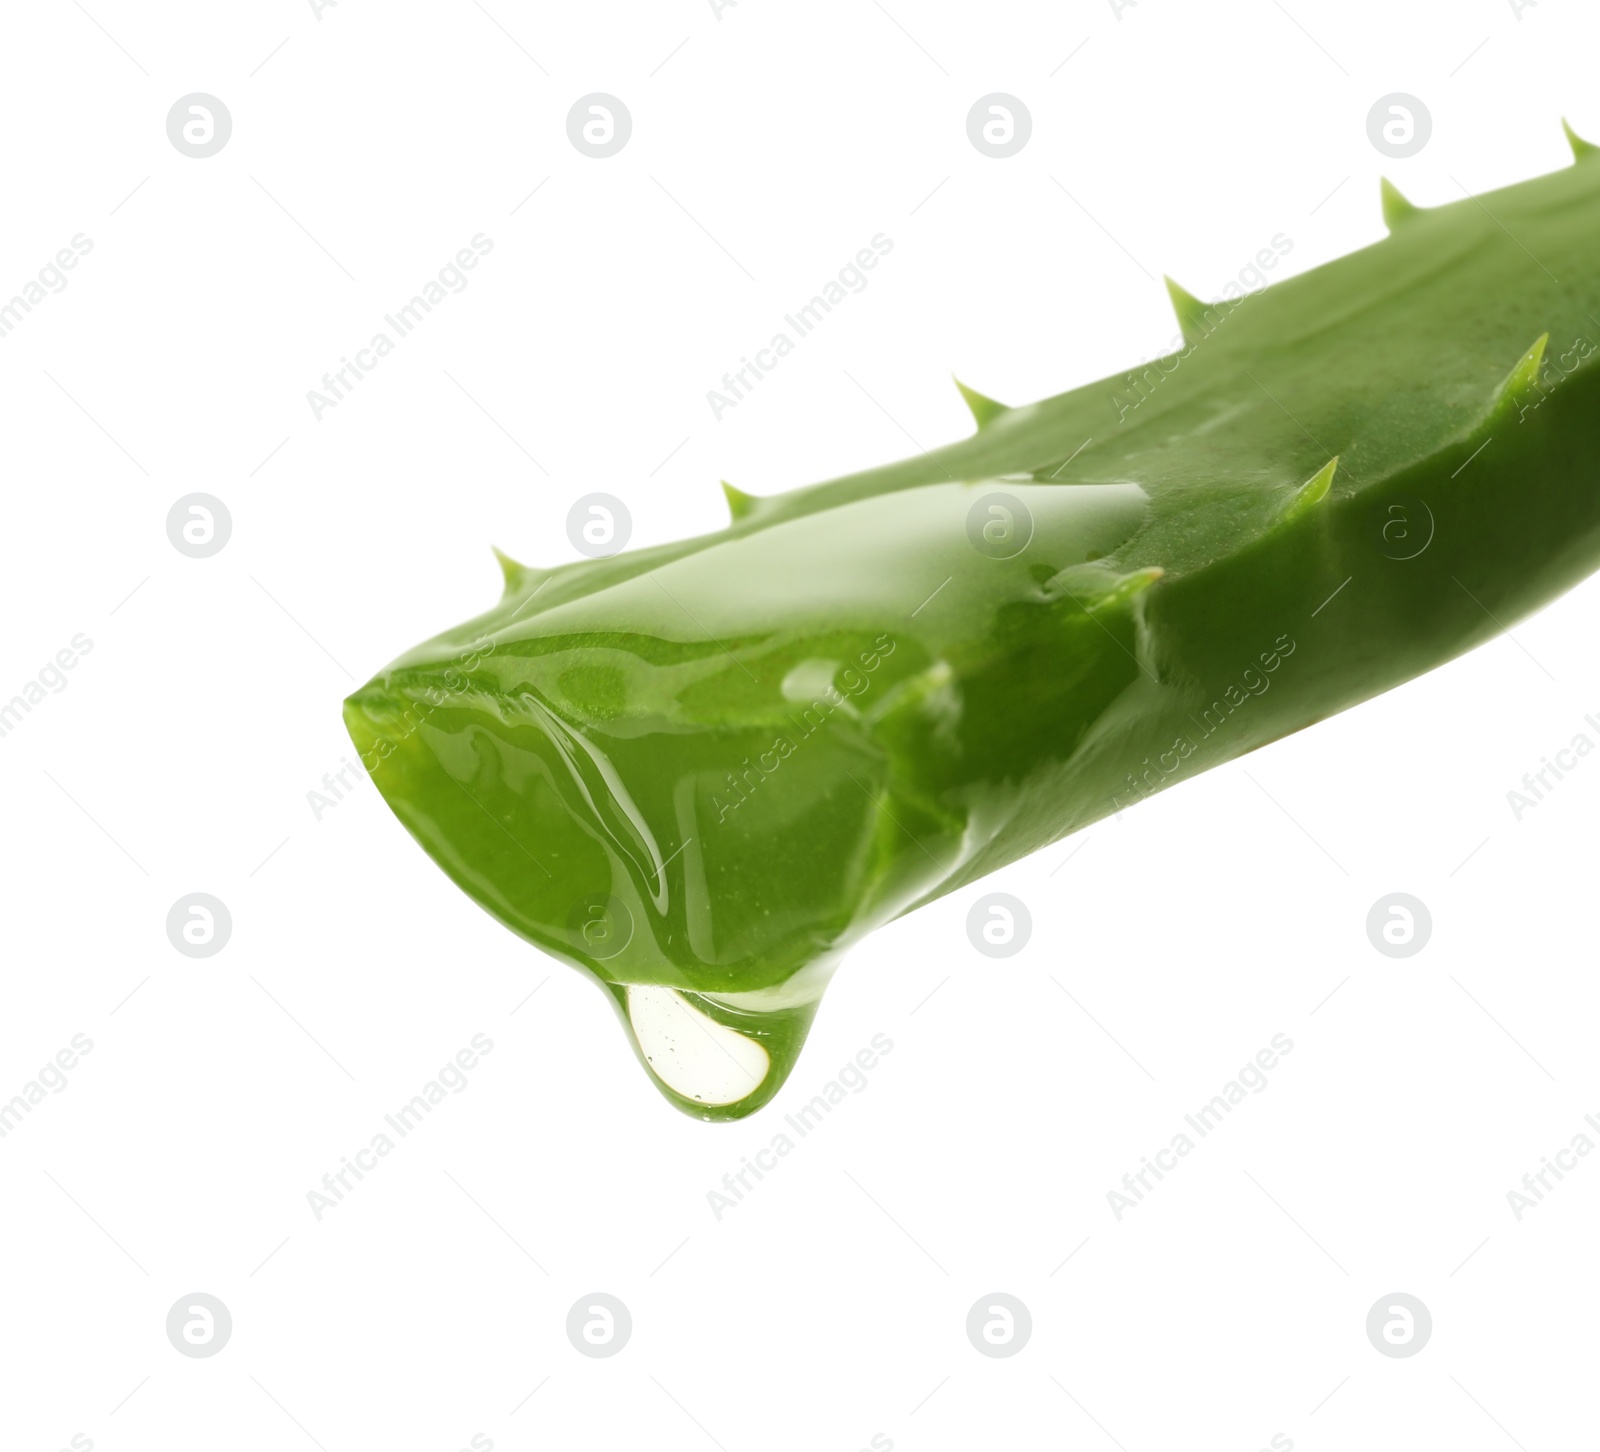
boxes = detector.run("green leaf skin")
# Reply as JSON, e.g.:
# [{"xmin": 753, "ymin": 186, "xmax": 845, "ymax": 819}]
[{"xmin": 347, "ymin": 137, "xmax": 1600, "ymax": 1119}]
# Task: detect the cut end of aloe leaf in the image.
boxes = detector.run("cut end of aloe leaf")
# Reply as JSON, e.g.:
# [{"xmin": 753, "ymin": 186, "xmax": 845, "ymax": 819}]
[{"xmin": 341, "ymin": 645, "xmax": 845, "ymax": 1123}]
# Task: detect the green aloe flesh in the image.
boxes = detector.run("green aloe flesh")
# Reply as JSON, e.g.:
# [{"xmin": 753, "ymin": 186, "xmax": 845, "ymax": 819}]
[{"xmin": 346, "ymin": 131, "xmax": 1600, "ymax": 1120}]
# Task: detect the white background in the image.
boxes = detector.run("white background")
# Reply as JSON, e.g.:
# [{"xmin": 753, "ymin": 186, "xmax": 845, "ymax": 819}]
[{"xmin": 2, "ymin": 1, "xmax": 1597, "ymax": 1449}]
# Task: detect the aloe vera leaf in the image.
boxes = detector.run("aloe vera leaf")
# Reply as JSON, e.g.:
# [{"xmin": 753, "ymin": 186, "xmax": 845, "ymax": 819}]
[{"xmin": 346, "ymin": 131, "xmax": 1600, "ymax": 1119}]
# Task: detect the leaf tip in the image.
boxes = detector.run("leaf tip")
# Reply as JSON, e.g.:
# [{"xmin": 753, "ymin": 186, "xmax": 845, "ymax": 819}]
[
  {"xmin": 1564, "ymin": 118, "xmax": 1599, "ymax": 161},
  {"xmin": 1281, "ymin": 456, "xmax": 1338, "ymax": 522},
  {"xmin": 492, "ymin": 546, "xmax": 526, "ymax": 591},
  {"xmin": 953, "ymin": 376, "xmax": 1009, "ymax": 429},
  {"xmin": 722, "ymin": 479, "xmax": 759, "ymax": 521},
  {"xmin": 1163, "ymin": 276, "xmax": 1213, "ymax": 348},
  {"xmin": 1492, "ymin": 333, "xmax": 1549, "ymax": 415},
  {"xmin": 1380, "ymin": 177, "xmax": 1422, "ymax": 231},
  {"xmin": 1091, "ymin": 565, "xmax": 1165, "ymax": 613}
]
